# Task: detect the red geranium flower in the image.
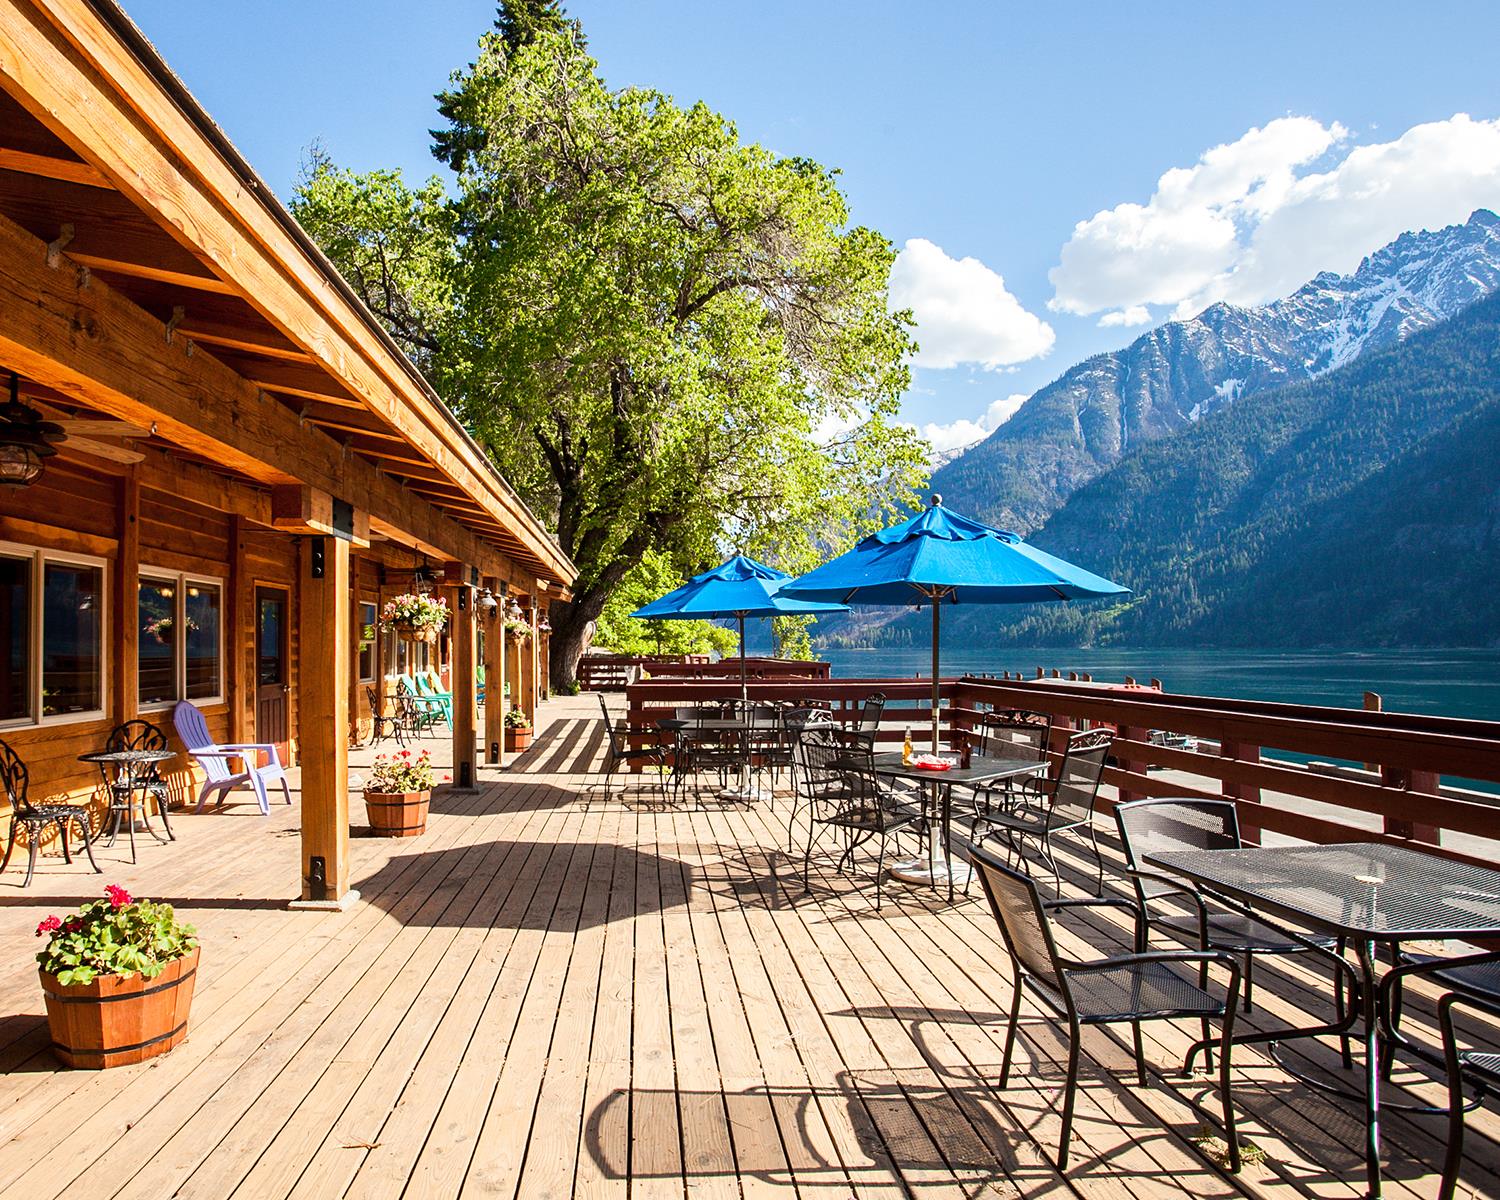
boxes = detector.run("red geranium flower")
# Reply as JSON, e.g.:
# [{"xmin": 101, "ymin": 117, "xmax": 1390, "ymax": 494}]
[
  {"xmin": 34, "ymin": 915, "xmax": 61, "ymax": 937},
  {"xmin": 105, "ymin": 884, "xmax": 132, "ymax": 909},
  {"xmin": 442, "ymin": 774, "xmax": 451, "ymax": 782}
]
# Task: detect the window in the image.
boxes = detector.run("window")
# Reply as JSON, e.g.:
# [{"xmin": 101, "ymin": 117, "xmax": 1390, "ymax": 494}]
[
  {"xmin": 0, "ymin": 554, "xmax": 31, "ymax": 723},
  {"xmin": 0, "ymin": 543, "xmax": 107, "ymax": 727},
  {"xmin": 357, "ymin": 601, "xmax": 377, "ymax": 683},
  {"xmin": 138, "ymin": 569, "xmax": 222, "ymax": 707}
]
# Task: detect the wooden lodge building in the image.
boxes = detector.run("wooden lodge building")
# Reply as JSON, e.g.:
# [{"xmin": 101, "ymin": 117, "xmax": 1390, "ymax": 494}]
[{"xmin": 0, "ymin": 0, "xmax": 576, "ymax": 905}]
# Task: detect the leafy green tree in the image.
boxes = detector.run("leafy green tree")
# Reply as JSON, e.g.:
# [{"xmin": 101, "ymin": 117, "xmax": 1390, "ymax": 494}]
[
  {"xmin": 771, "ymin": 615, "xmax": 818, "ymax": 661},
  {"xmin": 295, "ymin": 26, "xmax": 927, "ymax": 688},
  {"xmin": 591, "ymin": 550, "xmax": 738, "ymax": 657}
]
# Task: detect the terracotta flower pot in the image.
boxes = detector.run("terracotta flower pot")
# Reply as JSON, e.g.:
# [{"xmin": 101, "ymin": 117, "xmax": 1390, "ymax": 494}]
[
  {"xmin": 504, "ymin": 727, "xmax": 533, "ymax": 752},
  {"xmin": 40, "ymin": 945, "xmax": 199, "ymax": 1069},
  {"xmin": 365, "ymin": 788, "xmax": 431, "ymax": 837}
]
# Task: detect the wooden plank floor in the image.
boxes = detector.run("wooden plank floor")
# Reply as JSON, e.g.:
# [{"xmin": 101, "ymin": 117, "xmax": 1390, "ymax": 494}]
[{"xmin": 0, "ymin": 695, "xmax": 1497, "ymax": 1199}]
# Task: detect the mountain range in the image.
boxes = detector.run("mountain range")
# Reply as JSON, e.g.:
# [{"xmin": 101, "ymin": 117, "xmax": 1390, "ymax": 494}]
[
  {"xmin": 823, "ymin": 210, "xmax": 1500, "ymax": 651},
  {"xmin": 927, "ymin": 209, "xmax": 1500, "ymax": 536}
]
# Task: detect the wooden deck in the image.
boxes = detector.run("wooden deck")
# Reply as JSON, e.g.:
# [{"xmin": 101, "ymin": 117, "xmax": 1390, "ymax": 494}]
[{"xmin": 0, "ymin": 695, "xmax": 1496, "ymax": 1200}]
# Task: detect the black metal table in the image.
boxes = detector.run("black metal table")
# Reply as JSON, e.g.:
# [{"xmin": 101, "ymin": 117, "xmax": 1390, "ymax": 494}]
[
  {"xmin": 866, "ymin": 752, "xmax": 1047, "ymax": 899},
  {"xmin": 1145, "ymin": 841, "xmax": 1500, "ymax": 1198},
  {"xmin": 78, "ymin": 748, "xmax": 177, "ymax": 863}
]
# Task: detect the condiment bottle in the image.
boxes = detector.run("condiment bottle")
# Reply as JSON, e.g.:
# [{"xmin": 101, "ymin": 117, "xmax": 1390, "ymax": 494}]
[{"xmin": 902, "ymin": 726, "xmax": 913, "ymax": 765}]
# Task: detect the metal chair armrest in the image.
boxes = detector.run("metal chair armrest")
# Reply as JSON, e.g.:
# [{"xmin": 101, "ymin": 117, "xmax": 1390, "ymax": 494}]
[
  {"xmin": 1381, "ymin": 947, "xmax": 1500, "ymax": 1018},
  {"xmin": 1066, "ymin": 947, "xmax": 1242, "ymax": 973},
  {"xmin": 1045, "ymin": 895, "xmax": 1142, "ymax": 916}
]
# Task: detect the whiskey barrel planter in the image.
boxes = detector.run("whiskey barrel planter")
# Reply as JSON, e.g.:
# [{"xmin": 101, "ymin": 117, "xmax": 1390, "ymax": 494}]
[
  {"xmin": 40, "ymin": 946, "xmax": 198, "ymax": 1069},
  {"xmin": 504, "ymin": 726, "xmax": 533, "ymax": 753},
  {"xmin": 365, "ymin": 788, "xmax": 430, "ymax": 837}
]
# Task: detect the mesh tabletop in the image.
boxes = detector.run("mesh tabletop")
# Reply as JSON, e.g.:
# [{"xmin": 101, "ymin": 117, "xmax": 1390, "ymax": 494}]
[
  {"xmin": 1146, "ymin": 842, "xmax": 1500, "ymax": 940},
  {"xmin": 78, "ymin": 749, "xmax": 177, "ymax": 764}
]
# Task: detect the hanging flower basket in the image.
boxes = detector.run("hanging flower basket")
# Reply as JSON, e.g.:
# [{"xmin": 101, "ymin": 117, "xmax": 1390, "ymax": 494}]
[
  {"xmin": 381, "ymin": 593, "xmax": 448, "ymax": 643},
  {"xmin": 35, "ymin": 887, "xmax": 199, "ymax": 1069}
]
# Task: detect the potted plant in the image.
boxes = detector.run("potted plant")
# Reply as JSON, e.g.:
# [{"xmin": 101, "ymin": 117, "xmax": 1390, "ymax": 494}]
[
  {"xmin": 381, "ymin": 592, "xmax": 448, "ymax": 643},
  {"xmin": 35, "ymin": 885, "xmax": 198, "ymax": 1069},
  {"xmin": 364, "ymin": 749, "xmax": 447, "ymax": 837},
  {"xmin": 504, "ymin": 706, "xmax": 533, "ymax": 752}
]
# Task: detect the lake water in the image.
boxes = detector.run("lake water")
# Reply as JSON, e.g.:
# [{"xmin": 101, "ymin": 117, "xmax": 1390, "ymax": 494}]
[{"xmin": 820, "ymin": 646, "xmax": 1500, "ymax": 723}]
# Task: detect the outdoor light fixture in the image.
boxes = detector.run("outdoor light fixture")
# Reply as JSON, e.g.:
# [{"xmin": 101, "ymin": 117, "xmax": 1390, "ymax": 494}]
[
  {"xmin": 0, "ymin": 373, "xmax": 63, "ymax": 489},
  {"xmin": 477, "ymin": 587, "xmax": 500, "ymax": 616}
]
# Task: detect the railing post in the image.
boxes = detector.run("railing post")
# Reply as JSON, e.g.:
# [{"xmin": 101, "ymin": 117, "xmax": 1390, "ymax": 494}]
[
  {"xmin": 1116, "ymin": 723, "xmax": 1150, "ymax": 805},
  {"xmin": 1380, "ymin": 763, "xmax": 1442, "ymax": 843},
  {"xmin": 1220, "ymin": 740, "xmax": 1263, "ymax": 844}
]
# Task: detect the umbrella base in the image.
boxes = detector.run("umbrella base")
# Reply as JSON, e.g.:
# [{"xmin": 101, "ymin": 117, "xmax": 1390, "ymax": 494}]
[
  {"xmin": 888, "ymin": 855, "xmax": 973, "ymax": 887},
  {"xmin": 718, "ymin": 783, "xmax": 774, "ymax": 803}
]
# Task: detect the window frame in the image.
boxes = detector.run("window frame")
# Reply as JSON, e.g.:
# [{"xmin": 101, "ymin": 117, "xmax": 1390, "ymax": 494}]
[
  {"xmin": 357, "ymin": 599, "xmax": 378, "ymax": 684},
  {"xmin": 137, "ymin": 565, "xmax": 225, "ymax": 712},
  {"xmin": 0, "ymin": 540, "xmax": 110, "ymax": 730}
]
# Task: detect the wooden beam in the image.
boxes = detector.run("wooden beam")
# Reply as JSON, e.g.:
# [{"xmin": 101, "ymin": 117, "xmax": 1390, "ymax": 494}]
[
  {"xmin": 0, "ymin": 206, "xmax": 505, "ymax": 577},
  {"xmin": 0, "ymin": 146, "xmax": 110, "ymax": 188},
  {"xmin": 270, "ymin": 484, "xmax": 371, "ymax": 547},
  {"xmin": 0, "ymin": 0, "xmax": 575, "ymax": 583},
  {"xmin": 450, "ymin": 583, "xmax": 479, "ymax": 790},
  {"xmin": 172, "ymin": 315, "xmax": 313, "ymax": 363},
  {"xmin": 295, "ymin": 534, "xmax": 352, "ymax": 906},
  {"xmin": 110, "ymin": 474, "xmax": 138, "ymax": 725},
  {"xmin": 482, "ymin": 575, "xmax": 506, "ymax": 768},
  {"xmin": 69, "ymin": 252, "xmax": 237, "ymax": 295}
]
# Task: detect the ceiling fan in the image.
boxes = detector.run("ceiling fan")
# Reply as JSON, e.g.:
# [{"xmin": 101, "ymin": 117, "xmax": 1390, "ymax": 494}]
[{"xmin": 1, "ymin": 371, "xmax": 149, "ymax": 470}]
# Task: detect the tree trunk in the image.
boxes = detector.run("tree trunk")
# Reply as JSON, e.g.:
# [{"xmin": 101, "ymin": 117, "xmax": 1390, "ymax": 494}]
[{"xmin": 548, "ymin": 592, "xmax": 604, "ymax": 691}]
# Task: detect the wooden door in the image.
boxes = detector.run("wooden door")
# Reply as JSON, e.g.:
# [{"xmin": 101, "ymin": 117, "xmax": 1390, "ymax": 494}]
[{"xmin": 255, "ymin": 586, "xmax": 290, "ymax": 762}]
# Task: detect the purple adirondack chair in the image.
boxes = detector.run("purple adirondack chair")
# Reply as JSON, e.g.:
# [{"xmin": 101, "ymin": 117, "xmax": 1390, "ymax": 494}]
[{"xmin": 172, "ymin": 701, "xmax": 291, "ymax": 815}]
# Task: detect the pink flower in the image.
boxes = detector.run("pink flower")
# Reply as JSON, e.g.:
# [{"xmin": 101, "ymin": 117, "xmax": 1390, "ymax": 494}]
[
  {"xmin": 35, "ymin": 915, "xmax": 61, "ymax": 937},
  {"xmin": 105, "ymin": 884, "xmax": 131, "ymax": 909}
]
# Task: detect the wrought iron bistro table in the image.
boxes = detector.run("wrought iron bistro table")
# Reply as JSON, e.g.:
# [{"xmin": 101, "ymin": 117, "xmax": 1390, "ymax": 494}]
[
  {"xmin": 78, "ymin": 748, "xmax": 177, "ymax": 864},
  {"xmin": 1145, "ymin": 841, "xmax": 1500, "ymax": 1199},
  {"xmin": 867, "ymin": 753, "xmax": 1048, "ymax": 900}
]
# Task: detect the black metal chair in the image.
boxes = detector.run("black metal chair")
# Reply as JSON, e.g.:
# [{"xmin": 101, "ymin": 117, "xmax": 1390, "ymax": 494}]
[
  {"xmin": 0, "ymin": 738, "xmax": 100, "ymax": 887},
  {"xmin": 959, "ymin": 708, "xmax": 1054, "ymax": 818},
  {"xmin": 1378, "ymin": 950, "xmax": 1500, "ymax": 1200},
  {"xmin": 396, "ymin": 680, "xmax": 443, "ymax": 738},
  {"xmin": 597, "ymin": 692, "xmax": 667, "ymax": 797},
  {"xmin": 101, "ymin": 719, "xmax": 177, "ymax": 852},
  {"xmin": 367, "ymin": 685, "xmax": 402, "ymax": 747},
  {"xmin": 1113, "ymin": 798, "xmax": 1345, "ymax": 1015},
  {"xmin": 850, "ymin": 692, "xmax": 886, "ymax": 749},
  {"xmin": 970, "ymin": 843, "xmax": 1244, "ymax": 1172},
  {"xmin": 670, "ymin": 706, "xmax": 749, "ymax": 807},
  {"xmin": 793, "ymin": 726, "xmax": 918, "ymax": 909},
  {"xmin": 973, "ymin": 728, "xmax": 1112, "ymax": 897}
]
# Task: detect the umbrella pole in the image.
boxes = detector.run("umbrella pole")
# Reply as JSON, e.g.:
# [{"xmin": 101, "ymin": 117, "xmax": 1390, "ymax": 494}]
[
  {"xmin": 931, "ymin": 598, "xmax": 941, "ymax": 752},
  {"xmin": 738, "ymin": 615, "xmax": 748, "ymax": 711}
]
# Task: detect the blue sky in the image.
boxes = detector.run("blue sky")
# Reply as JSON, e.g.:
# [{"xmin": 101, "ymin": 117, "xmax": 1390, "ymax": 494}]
[{"xmin": 123, "ymin": 0, "xmax": 1500, "ymax": 449}]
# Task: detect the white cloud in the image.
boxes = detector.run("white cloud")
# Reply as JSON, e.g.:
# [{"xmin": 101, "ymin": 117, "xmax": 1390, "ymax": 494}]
[
  {"xmin": 890, "ymin": 238, "xmax": 1055, "ymax": 369},
  {"xmin": 1098, "ymin": 305, "xmax": 1153, "ymax": 328},
  {"xmin": 916, "ymin": 393, "xmax": 1029, "ymax": 454},
  {"xmin": 1049, "ymin": 116, "xmax": 1343, "ymax": 318},
  {"xmin": 1050, "ymin": 114, "xmax": 1500, "ymax": 320}
]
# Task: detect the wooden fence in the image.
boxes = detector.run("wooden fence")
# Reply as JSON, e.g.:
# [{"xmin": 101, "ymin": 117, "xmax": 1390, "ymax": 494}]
[{"xmin": 621, "ymin": 674, "xmax": 1500, "ymax": 866}]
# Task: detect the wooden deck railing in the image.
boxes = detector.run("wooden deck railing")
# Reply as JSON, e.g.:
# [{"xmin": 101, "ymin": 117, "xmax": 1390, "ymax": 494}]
[{"xmin": 622, "ymin": 673, "xmax": 1500, "ymax": 865}]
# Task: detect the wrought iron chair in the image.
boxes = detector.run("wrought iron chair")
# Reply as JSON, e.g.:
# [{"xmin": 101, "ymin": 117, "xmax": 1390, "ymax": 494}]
[
  {"xmin": 957, "ymin": 708, "xmax": 1054, "ymax": 818},
  {"xmin": 597, "ymin": 692, "xmax": 667, "ymax": 796},
  {"xmin": 172, "ymin": 700, "xmax": 291, "ymax": 815},
  {"xmin": 0, "ymin": 738, "xmax": 100, "ymax": 886},
  {"xmin": 1378, "ymin": 950, "xmax": 1500, "ymax": 1200},
  {"xmin": 850, "ymin": 692, "xmax": 886, "ymax": 749},
  {"xmin": 100, "ymin": 719, "xmax": 177, "ymax": 855},
  {"xmin": 366, "ymin": 685, "xmax": 403, "ymax": 747},
  {"xmin": 973, "ymin": 728, "xmax": 1112, "ymax": 896},
  {"xmin": 1113, "ymin": 798, "xmax": 1345, "ymax": 1014},
  {"xmin": 396, "ymin": 679, "xmax": 444, "ymax": 737},
  {"xmin": 793, "ymin": 727, "xmax": 918, "ymax": 909},
  {"xmin": 970, "ymin": 843, "xmax": 1244, "ymax": 1172}
]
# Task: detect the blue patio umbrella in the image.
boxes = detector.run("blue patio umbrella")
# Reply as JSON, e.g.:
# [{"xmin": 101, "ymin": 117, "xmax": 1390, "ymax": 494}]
[
  {"xmin": 630, "ymin": 554, "xmax": 848, "ymax": 709},
  {"xmin": 779, "ymin": 495, "xmax": 1128, "ymax": 751}
]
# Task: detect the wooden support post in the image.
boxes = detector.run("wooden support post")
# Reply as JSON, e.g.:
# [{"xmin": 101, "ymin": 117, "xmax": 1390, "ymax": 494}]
[
  {"xmin": 293, "ymin": 535, "xmax": 354, "ymax": 909},
  {"xmin": 1116, "ymin": 723, "xmax": 1151, "ymax": 806},
  {"xmin": 523, "ymin": 606, "xmax": 539, "ymax": 727},
  {"xmin": 111, "ymin": 474, "xmax": 139, "ymax": 725},
  {"xmin": 482, "ymin": 578, "xmax": 506, "ymax": 767},
  {"xmin": 450, "ymin": 583, "xmax": 479, "ymax": 790},
  {"xmin": 1220, "ymin": 740, "xmax": 1263, "ymax": 844},
  {"xmin": 227, "ymin": 515, "xmax": 246, "ymax": 742},
  {"xmin": 1363, "ymin": 692, "xmax": 1381, "ymax": 771}
]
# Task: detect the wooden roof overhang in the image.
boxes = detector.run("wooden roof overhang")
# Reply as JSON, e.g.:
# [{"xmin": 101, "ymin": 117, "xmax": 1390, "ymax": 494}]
[{"xmin": 0, "ymin": 0, "xmax": 575, "ymax": 598}]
